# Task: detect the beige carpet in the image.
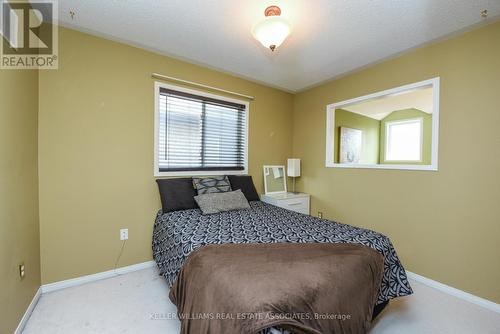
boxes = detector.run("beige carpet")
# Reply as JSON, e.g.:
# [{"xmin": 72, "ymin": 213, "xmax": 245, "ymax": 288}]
[{"xmin": 23, "ymin": 267, "xmax": 500, "ymax": 334}]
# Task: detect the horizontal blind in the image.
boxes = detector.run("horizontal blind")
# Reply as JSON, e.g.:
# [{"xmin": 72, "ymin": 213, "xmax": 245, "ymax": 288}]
[{"xmin": 158, "ymin": 88, "xmax": 247, "ymax": 172}]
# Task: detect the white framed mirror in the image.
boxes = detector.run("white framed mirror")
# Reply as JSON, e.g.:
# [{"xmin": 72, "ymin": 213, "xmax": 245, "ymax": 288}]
[
  {"xmin": 325, "ymin": 77, "xmax": 440, "ymax": 171},
  {"xmin": 263, "ymin": 165, "xmax": 287, "ymax": 194}
]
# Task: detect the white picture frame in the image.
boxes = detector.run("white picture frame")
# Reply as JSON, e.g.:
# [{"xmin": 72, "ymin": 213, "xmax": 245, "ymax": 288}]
[
  {"xmin": 263, "ymin": 165, "xmax": 287, "ymax": 194},
  {"xmin": 325, "ymin": 77, "xmax": 440, "ymax": 171}
]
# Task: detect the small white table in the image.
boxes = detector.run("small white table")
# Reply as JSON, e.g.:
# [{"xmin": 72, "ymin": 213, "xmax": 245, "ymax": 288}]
[{"xmin": 260, "ymin": 192, "xmax": 310, "ymax": 215}]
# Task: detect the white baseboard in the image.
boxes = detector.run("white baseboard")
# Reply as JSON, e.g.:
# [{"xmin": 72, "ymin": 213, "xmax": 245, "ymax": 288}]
[
  {"xmin": 40, "ymin": 263, "xmax": 500, "ymax": 315},
  {"xmin": 14, "ymin": 287, "xmax": 41, "ymax": 334},
  {"xmin": 406, "ymin": 271, "xmax": 500, "ymax": 314},
  {"xmin": 16, "ymin": 263, "xmax": 499, "ymax": 334},
  {"xmin": 41, "ymin": 260, "xmax": 156, "ymax": 293}
]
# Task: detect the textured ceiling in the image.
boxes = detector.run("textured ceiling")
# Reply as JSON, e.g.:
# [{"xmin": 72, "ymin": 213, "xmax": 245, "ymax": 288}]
[{"xmin": 57, "ymin": 0, "xmax": 500, "ymax": 92}]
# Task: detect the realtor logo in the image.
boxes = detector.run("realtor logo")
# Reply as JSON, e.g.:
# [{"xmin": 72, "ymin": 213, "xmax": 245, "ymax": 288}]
[{"xmin": 1, "ymin": 0, "xmax": 58, "ymax": 69}]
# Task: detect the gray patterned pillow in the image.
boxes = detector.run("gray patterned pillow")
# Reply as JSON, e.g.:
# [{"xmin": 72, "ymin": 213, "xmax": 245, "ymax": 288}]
[
  {"xmin": 194, "ymin": 189, "xmax": 250, "ymax": 215},
  {"xmin": 192, "ymin": 175, "xmax": 232, "ymax": 195}
]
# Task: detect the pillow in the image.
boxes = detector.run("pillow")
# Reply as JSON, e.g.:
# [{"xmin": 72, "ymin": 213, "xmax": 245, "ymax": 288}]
[
  {"xmin": 228, "ymin": 175, "xmax": 260, "ymax": 201},
  {"xmin": 194, "ymin": 189, "xmax": 250, "ymax": 215},
  {"xmin": 192, "ymin": 175, "xmax": 232, "ymax": 195},
  {"xmin": 156, "ymin": 178, "xmax": 198, "ymax": 213}
]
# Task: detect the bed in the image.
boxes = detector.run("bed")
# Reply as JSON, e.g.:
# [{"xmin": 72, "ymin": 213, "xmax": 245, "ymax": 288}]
[{"xmin": 153, "ymin": 197, "xmax": 413, "ymax": 333}]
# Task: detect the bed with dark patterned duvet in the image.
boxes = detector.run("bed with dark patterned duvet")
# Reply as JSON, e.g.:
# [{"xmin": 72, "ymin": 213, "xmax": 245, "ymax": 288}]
[{"xmin": 152, "ymin": 200, "xmax": 413, "ymax": 334}]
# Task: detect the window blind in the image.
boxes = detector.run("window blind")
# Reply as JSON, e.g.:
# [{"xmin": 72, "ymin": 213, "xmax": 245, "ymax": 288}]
[{"xmin": 158, "ymin": 88, "xmax": 247, "ymax": 172}]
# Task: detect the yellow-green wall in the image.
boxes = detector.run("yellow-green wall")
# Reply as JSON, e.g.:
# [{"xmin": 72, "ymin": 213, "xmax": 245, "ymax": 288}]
[
  {"xmin": 379, "ymin": 109, "xmax": 432, "ymax": 165},
  {"xmin": 0, "ymin": 70, "xmax": 40, "ymax": 334},
  {"xmin": 38, "ymin": 27, "xmax": 294, "ymax": 284},
  {"xmin": 292, "ymin": 21, "xmax": 500, "ymax": 303},
  {"xmin": 334, "ymin": 109, "xmax": 380, "ymax": 164},
  {"xmin": 4, "ymin": 18, "xmax": 500, "ymax": 326}
]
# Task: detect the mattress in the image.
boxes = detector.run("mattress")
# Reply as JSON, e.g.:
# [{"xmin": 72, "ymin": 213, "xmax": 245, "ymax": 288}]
[{"xmin": 152, "ymin": 200, "xmax": 413, "ymax": 333}]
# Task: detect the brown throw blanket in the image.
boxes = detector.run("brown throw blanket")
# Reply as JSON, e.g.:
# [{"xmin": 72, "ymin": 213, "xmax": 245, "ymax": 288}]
[{"xmin": 170, "ymin": 243, "xmax": 384, "ymax": 334}]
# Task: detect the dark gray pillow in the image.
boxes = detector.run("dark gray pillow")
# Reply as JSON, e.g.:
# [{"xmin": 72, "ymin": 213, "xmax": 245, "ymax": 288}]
[
  {"xmin": 192, "ymin": 175, "xmax": 231, "ymax": 195},
  {"xmin": 156, "ymin": 178, "xmax": 197, "ymax": 213},
  {"xmin": 194, "ymin": 189, "xmax": 250, "ymax": 215},
  {"xmin": 228, "ymin": 175, "xmax": 260, "ymax": 201}
]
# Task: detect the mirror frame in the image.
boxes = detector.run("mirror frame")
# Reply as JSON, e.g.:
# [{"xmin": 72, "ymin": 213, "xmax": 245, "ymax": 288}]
[
  {"xmin": 263, "ymin": 165, "xmax": 288, "ymax": 195},
  {"xmin": 325, "ymin": 77, "xmax": 440, "ymax": 171}
]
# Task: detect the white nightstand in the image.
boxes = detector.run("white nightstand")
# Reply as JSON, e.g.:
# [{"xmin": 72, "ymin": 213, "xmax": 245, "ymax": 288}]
[{"xmin": 260, "ymin": 192, "xmax": 310, "ymax": 215}]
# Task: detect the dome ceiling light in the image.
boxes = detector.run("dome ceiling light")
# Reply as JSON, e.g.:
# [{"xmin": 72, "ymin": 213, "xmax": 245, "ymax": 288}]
[{"xmin": 252, "ymin": 5, "xmax": 292, "ymax": 52}]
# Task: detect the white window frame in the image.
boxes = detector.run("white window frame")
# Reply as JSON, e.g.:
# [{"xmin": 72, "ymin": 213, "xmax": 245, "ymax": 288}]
[
  {"xmin": 325, "ymin": 77, "xmax": 439, "ymax": 171},
  {"xmin": 384, "ymin": 117, "xmax": 423, "ymax": 162},
  {"xmin": 154, "ymin": 81, "xmax": 249, "ymax": 177}
]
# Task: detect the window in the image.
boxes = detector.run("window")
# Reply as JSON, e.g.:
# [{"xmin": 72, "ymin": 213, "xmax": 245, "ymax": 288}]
[
  {"xmin": 154, "ymin": 83, "xmax": 248, "ymax": 176},
  {"xmin": 385, "ymin": 118, "xmax": 423, "ymax": 161}
]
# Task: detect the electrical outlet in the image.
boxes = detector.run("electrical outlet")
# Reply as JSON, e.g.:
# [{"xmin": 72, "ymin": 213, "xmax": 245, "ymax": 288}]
[
  {"xmin": 19, "ymin": 263, "xmax": 25, "ymax": 279},
  {"xmin": 120, "ymin": 229, "xmax": 128, "ymax": 240},
  {"xmin": 318, "ymin": 212, "xmax": 323, "ymax": 219}
]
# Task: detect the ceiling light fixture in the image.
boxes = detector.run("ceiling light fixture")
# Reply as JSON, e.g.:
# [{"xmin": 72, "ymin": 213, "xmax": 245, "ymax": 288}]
[{"xmin": 252, "ymin": 5, "xmax": 291, "ymax": 52}]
